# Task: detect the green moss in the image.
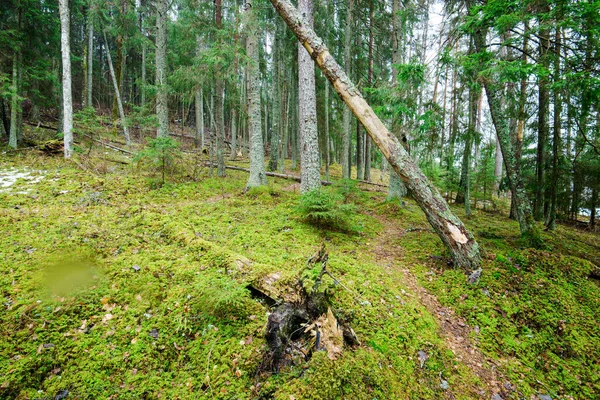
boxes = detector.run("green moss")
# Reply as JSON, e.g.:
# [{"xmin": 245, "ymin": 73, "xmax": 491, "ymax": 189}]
[{"xmin": 1, "ymin": 152, "xmax": 598, "ymax": 399}]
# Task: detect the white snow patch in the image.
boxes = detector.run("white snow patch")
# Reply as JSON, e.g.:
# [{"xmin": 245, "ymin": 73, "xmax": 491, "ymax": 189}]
[{"xmin": 0, "ymin": 168, "xmax": 45, "ymax": 193}]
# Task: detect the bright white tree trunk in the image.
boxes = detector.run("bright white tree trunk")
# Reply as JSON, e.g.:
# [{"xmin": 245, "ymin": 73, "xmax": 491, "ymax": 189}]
[
  {"xmin": 298, "ymin": 0, "xmax": 320, "ymax": 193},
  {"xmin": 155, "ymin": 0, "xmax": 168, "ymax": 137},
  {"xmin": 59, "ymin": 0, "xmax": 73, "ymax": 158},
  {"xmin": 245, "ymin": 1, "xmax": 267, "ymax": 188}
]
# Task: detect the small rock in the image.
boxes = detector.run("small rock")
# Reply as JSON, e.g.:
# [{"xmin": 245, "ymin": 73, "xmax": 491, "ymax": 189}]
[
  {"xmin": 481, "ymin": 288, "xmax": 490, "ymax": 297},
  {"xmin": 440, "ymin": 379, "xmax": 449, "ymax": 390},
  {"xmin": 417, "ymin": 350, "xmax": 428, "ymax": 368},
  {"xmin": 43, "ymin": 343, "xmax": 55, "ymax": 349},
  {"xmin": 132, "ymin": 265, "xmax": 141, "ymax": 272},
  {"xmin": 537, "ymin": 395, "xmax": 552, "ymax": 400},
  {"xmin": 491, "ymin": 394, "xmax": 503, "ymax": 400},
  {"xmin": 467, "ymin": 268, "xmax": 482, "ymax": 284},
  {"xmin": 54, "ymin": 390, "xmax": 69, "ymax": 400},
  {"xmin": 474, "ymin": 325, "xmax": 480, "ymax": 334},
  {"xmin": 149, "ymin": 328, "xmax": 159, "ymax": 339}
]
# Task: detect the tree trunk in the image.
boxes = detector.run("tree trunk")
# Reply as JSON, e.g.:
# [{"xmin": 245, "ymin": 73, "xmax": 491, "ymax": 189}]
[
  {"xmin": 535, "ymin": 4, "xmax": 550, "ymax": 221},
  {"xmin": 59, "ymin": 0, "xmax": 73, "ymax": 158},
  {"xmin": 341, "ymin": 0, "xmax": 354, "ymax": 179},
  {"xmin": 9, "ymin": 52, "xmax": 19, "ymax": 149},
  {"xmin": 103, "ymin": 31, "xmax": 131, "ymax": 145},
  {"xmin": 215, "ymin": 0, "xmax": 226, "ymax": 176},
  {"xmin": 546, "ymin": 26, "xmax": 561, "ymax": 230},
  {"xmin": 195, "ymin": 87, "xmax": 204, "ymax": 148},
  {"xmin": 86, "ymin": 7, "xmax": 94, "ymax": 109},
  {"xmin": 269, "ymin": 20, "xmax": 282, "ymax": 171},
  {"xmin": 269, "ymin": 0, "xmax": 481, "ymax": 270},
  {"xmin": 245, "ymin": 1, "xmax": 267, "ymax": 188},
  {"xmin": 471, "ymin": 23, "xmax": 541, "ymax": 245},
  {"xmin": 364, "ymin": 0, "xmax": 374, "ymax": 182},
  {"xmin": 297, "ymin": 0, "xmax": 321, "ymax": 193},
  {"xmin": 141, "ymin": 42, "xmax": 147, "ymax": 107},
  {"xmin": 388, "ymin": 0, "xmax": 407, "ymax": 201},
  {"xmin": 155, "ymin": 0, "xmax": 169, "ymax": 137}
]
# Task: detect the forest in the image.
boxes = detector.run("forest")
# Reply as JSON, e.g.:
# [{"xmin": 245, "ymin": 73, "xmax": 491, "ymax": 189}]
[{"xmin": 0, "ymin": 0, "xmax": 599, "ymax": 398}]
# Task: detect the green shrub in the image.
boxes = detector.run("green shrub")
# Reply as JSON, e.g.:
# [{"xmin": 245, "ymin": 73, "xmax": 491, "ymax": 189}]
[
  {"xmin": 333, "ymin": 179, "xmax": 363, "ymax": 204},
  {"xmin": 296, "ymin": 189, "xmax": 357, "ymax": 232},
  {"xmin": 134, "ymin": 137, "xmax": 181, "ymax": 186}
]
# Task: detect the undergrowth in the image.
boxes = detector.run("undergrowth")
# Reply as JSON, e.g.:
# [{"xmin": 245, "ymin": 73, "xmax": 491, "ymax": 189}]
[{"xmin": 0, "ymin": 148, "xmax": 598, "ymax": 399}]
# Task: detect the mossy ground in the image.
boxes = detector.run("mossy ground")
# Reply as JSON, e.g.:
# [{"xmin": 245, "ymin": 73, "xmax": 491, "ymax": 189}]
[{"xmin": 1, "ymin": 139, "xmax": 598, "ymax": 399}]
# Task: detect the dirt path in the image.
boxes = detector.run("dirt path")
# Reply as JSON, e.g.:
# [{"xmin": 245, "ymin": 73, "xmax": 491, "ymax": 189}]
[{"xmin": 373, "ymin": 214, "xmax": 512, "ymax": 400}]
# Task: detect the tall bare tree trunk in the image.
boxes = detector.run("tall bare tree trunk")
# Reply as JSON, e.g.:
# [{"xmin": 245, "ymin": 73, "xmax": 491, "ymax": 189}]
[
  {"xmin": 103, "ymin": 31, "xmax": 131, "ymax": 145},
  {"xmin": 470, "ymin": 18, "xmax": 541, "ymax": 245},
  {"xmin": 245, "ymin": 1, "xmax": 267, "ymax": 188},
  {"xmin": 270, "ymin": 0, "xmax": 481, "ymax": 270},
  {"xmin": 8, "ymin": 52, "xmax": 19, "ymax": 149},
  {"xmin": 341, "ymin": 0, "xmax": 354, "ymax": 179},
  {"xmin": 298, "ymin": 0, "xmax": 320, "ymax": 193},
  {"xmin": 535, "ymin": 3, "xmax": 551, "ymax": 220},
  {"xmin": 215, "ymin": 0, "xmax": 226, "ymax": 176},
  {"xmin": 364, "ymin": 0, "xmax": 375, "ymax": 182},
  {"xmin": 86, "ymin": 7, "xmax": 94, "ymax": 109},
  {"xmin": 155, "ymin": 0, "xmax": 169, "ymax": 137},
  {"xmin": 546, "ymin": 26, "xmax": 562, "ymax": 230},
  {"xmin": 388, "ymin": 0, "xmax": 407, "ymax": 201},
  {"xmin": 59, "ymin": 0, "xmax": 73, "ymax": 158}
]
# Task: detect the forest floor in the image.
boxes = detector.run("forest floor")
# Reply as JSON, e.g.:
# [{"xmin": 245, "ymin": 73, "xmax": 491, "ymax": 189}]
[{"xmin": 1, "ymin": 129, "xmax": 599, "ymax": 400}]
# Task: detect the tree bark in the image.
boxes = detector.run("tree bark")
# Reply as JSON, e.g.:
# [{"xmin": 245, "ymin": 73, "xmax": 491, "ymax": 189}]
[
  {"xmin": 546, "ymin": 26, "xmax": 561, "ymax": 230},
  {"xmin": 471, "ymin": 23, "xmax": 541, "ymax": 245},
  {"xmin": 388, "ymin": 0, "xmax": 407, "ymax": 201},
  {"xmin": 298, "ymin": 0, "xmax": 321, "ymax": 193},
  {"xmin": 535, "ymin": 3, "xmax": 551, "ymax": 221},
  {"xmin": 9, "ymin": 52, "xmax": 19, "ymax": 149},
  {"xmin": 364, "ymin": 0, "xmax": 374, "ymax": 182},
  {"xmin": 269, "ymin": 20, "xmax": 282, "ymax": 171},
  {"xmin": 103, "ymin": 31, "xmax": 131, "ymax": 145},
  {"xmin": 245, "ymin": 1, "xmax": 267, "ymax": 188},
  {"xmin": 214, "ymin": 0, "xmax": 226, "ymax": 176},
  {"xmin": 155, "ymin": 0, "xmax": 169, "ymax": 137},
  {"xmin": 59, "ymin": 0, "xmax": 73, "ymax": 158},
  {"xmin": 341, "ymin": 0, "xmax": 354, "ymax": 179},
  {"xmin": 86, "ymin": 6, "xmax": 94, "ymax": 109},
  {"xmin": 269, "ymin": 0, "xmax": 481, "ymax": 270}
]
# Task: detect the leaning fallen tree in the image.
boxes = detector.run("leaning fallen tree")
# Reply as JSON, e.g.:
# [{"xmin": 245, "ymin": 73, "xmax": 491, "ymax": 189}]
[{"xmin": 269, "ymin": 0, "xmax": 481, "ymax": 271}]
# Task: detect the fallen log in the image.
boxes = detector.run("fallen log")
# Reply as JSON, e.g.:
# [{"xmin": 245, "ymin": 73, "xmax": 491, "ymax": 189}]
[
  {"xmin": 269, "ymin": 0, "xmax": 481, "ymax": 270},
  {"xmin": 24, "ymin": 121, "xmax": 58, "ymax": 131},
  {"xmin": 81, "ymin": 134, "xmax": 135, "ymax": 155},
  {"xmin": 203, "ymin": 162, "xmax": 333, "ymax": 186}
]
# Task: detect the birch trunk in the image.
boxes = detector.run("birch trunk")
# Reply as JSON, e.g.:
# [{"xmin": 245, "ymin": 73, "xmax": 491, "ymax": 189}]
[
  {"xmin": 59, "ymin": 0, "xmax": 73, "ymax": 158},
  {"xmin": 298, "ymin": 0, "xmax": 320, "ymax": 193},
  {"xmin": 269, "ymin": 0, "xmax": 481, "ymax": 270},
  {"xmin": 103, "ymin": 32, "xmax": 131, "ymax": 145},
  {"xmin": 155, "ymin": 0, "xmax": 169, "ymax": 137},
  {"xmin": 245, "ymin": 1, "xmax": 266, "ymax": 188}
]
